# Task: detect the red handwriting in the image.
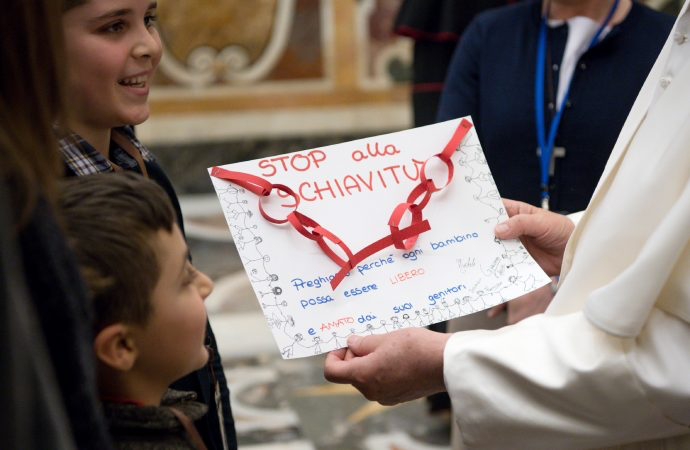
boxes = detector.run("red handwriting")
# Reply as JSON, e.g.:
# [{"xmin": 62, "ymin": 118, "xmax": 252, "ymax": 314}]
[
  {"xmin": 276, "ymin": 158, "xmax": 425, "ymax": 207},
  {"xmin": 210, "ymin": 117, "xmax": 474, "ymax": 291},
  {"xmin": 389, "ymin": 268, "xmax": 425, "ymax": 285},
  {"xmin": 258, "ymin": 150, "xmax": 327, "ymax": 177},
  {"xmin": 352, "ymin": 142, "xmax": 400, "ymax": 162},
  {"xmin": 320, "ymin": 316, "xmax": 355, "ymax": 332}
]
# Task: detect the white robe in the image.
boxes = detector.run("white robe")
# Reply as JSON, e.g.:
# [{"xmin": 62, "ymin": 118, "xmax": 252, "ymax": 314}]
[{"xmin": 444, "ymin": 2, "xmax": 690, "ymax": 448}]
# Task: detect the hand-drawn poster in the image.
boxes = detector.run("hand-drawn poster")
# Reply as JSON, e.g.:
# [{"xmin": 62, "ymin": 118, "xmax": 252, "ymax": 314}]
[{"xmin": 209, "ymin": 117, "xmax": 551, "ymax": 358}]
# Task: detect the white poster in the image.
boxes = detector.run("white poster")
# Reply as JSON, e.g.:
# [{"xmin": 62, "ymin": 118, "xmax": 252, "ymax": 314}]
[{"xmin": 209, "ymin": 117, "xmax": 550, "ymax": 358}]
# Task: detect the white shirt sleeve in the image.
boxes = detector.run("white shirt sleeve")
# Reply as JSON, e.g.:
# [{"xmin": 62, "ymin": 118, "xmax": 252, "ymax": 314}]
[
  {"xmin": 566, "ymin": 210, "xmax": 585, "ymax": 226},
  {"xmin": 443, "ymin": 309, "xmax": 690, "ymax": 449}
]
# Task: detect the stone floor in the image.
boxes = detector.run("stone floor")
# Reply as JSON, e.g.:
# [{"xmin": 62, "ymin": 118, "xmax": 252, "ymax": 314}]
[{"xmin": 182, "ymin": 193, "xmax": 453, "ymax": 450}]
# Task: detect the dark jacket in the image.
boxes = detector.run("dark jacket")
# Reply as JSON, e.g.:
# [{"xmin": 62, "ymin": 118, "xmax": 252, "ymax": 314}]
[
  {"xmin": 437, "ymin": 0, "xmax": 674, "ymax": 213},
  {"xmin": 17, "ymin": 194, "xmax": 113, "ymax": 449},
  {"xmin": 104, "ymin": 390, "xmax": 207, "ymax": 450}
]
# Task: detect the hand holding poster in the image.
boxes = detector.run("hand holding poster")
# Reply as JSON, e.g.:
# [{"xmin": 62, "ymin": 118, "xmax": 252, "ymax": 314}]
[{"xmin": 209, "ymin": 117, "xmax": 551, "ymax": 358}]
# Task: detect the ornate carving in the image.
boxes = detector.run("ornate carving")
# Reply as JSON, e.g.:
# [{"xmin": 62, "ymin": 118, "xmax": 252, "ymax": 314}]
[{"xmin": 157, "ymin": 0, "xmax": 295, "ymax": 86}]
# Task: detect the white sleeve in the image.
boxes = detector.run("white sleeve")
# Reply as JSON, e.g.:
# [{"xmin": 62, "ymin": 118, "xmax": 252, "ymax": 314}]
[
  {"xmin": 443, "ymin": 309, "xmax": 690, "ymax": 449},
  {"xmin": 566, "ymin": 210, "xmax": 584, "ymax": 226}
]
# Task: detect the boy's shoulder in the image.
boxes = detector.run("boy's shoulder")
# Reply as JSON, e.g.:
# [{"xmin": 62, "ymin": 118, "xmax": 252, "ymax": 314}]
[{"xmin": 103, "ymin": 389, "xmax": 207, "ymax": 449}]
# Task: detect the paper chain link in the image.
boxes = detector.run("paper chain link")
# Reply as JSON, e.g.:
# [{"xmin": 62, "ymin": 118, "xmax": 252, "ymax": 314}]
[{"xmin": 211, "ymin": 119, "xmax": 473, "ymax": 290}]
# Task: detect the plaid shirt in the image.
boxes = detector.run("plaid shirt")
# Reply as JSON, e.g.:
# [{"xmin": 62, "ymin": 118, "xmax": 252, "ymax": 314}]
[{"xmin": 59, "ymin": 125, "xmax": 155, "ymax": 176}]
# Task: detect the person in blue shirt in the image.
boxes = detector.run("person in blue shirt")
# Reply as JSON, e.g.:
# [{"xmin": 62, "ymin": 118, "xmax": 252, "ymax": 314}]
[
  {"xmin": 437, "ymin": 0, "xmax": 673, "ymax": 215},
  {"xmin": 437, "ymin": 0, "xmax": 673, "ymax": 325}
]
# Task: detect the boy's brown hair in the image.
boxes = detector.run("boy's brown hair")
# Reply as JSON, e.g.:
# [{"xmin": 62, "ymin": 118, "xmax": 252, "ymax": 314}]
[{"xmin": 58, "ymin": 172, "xmax": 175, "ymax": 331}]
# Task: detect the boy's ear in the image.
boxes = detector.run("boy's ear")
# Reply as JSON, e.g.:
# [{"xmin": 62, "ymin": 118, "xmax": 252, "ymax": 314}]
[{"xmin": 93, "ymin": 323, "xmax": 138, "ymax": 371}]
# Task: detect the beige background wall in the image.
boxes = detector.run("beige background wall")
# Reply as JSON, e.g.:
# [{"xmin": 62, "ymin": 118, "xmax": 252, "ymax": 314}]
[{"xmin": 140, "ymin": 0, "xmax": 411, "ymax": 145}]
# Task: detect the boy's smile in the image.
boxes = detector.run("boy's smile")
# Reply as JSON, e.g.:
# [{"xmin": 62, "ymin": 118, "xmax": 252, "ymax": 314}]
[{"xmin": 63, "ymin": 0, "xmax": 161, "ymax": 140}]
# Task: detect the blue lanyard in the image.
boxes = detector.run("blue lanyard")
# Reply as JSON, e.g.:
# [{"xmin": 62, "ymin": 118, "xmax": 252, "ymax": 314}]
[{"xmin": 534, "ymin": 0, "xmax": 619, "ymax": 208}]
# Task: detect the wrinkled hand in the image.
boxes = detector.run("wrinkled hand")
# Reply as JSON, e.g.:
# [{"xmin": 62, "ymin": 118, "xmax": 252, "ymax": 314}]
[
  {"xmin": 488, "ymin": 280, "xmax": 555, "ymax": 324},
  {"xmin": 494, "ymin": 199, "xmax": 575, "ymax": 276},
  {"xmin": 323, "ymin": 328, "xmax": 450, "ymax": 406}
]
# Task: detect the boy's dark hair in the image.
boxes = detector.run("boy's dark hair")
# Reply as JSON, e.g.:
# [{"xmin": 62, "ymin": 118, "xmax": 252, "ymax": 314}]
[{"xmin": 58, "ymin": 172, "xmax": 175, "ymax": 331}]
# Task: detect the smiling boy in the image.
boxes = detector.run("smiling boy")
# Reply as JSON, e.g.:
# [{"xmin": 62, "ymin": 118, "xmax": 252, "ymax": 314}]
[
  {"xmin": 57, "ymin": 1, "xmax": 236, "ymax": 448},
  {"xmin": 59, "ymin": 172, "xmax": 214, "ymax": 449}
]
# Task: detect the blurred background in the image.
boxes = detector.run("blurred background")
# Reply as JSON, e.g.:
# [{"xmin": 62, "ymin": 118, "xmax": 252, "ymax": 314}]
[{"xmin": 138, "ymin": 1, "xmax": 684, "ymax": 448}]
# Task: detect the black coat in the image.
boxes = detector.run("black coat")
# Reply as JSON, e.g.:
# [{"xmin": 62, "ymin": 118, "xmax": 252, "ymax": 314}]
[{"xmin": 16, "ymin": 193, "xmax": 113, "ymax": 449}]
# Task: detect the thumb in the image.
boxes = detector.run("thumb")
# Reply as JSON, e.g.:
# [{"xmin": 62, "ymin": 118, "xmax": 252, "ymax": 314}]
[
  {"xmin": 487, "ymin": 303, "xmax": 505, "ymax": 318},
  {"xmin": 347, "ymin": 334, "xmax": 383, "ymax": 357},
  {"xmin": 495, "ymin": 213, "xmax": 548, "ymax": 241},
  {"xmin": 494, "ymin": 221, "xmax": 514, "ymax": 240}
]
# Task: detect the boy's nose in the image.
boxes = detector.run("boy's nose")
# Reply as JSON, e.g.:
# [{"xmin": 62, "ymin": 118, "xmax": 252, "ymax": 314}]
[{"xmin": 197, "ymin": 270, "xmax": 214, "ymax": 301}]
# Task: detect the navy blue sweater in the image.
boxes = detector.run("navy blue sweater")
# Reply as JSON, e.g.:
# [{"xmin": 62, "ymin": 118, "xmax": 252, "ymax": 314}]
[{"xmin": 437, "ymin": 0, "xmax": 673, "ymax": 213}]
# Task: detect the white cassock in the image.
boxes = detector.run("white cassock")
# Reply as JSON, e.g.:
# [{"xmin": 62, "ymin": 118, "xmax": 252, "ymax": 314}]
[{"xmin": 444, "ymin": 1, "xmax": 690, "ymax": 448}]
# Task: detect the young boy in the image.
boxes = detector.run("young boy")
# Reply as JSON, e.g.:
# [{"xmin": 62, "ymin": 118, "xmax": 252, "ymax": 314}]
[
  {"xmin": 59, "ymin": 172, "xmax": 214, "ymax": 449},
  {"xmin": 58, "ymin": 1, "xmax": 236, "ymax": 447}
]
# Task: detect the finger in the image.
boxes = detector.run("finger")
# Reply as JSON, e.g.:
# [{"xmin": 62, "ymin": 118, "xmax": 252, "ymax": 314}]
[
  {"xmin": 501, "ymin": 198, "xmax": 536, "ymax": 218},
  {"xmin": 344, "ymin": 348, "xmax": 356, "ymax": 361},
  {"xmin": 495, "ymin": 212, "xmax": 549, "ymax": 240},
  {"xmin": 324, "ymin": 351, "xmax": 358, "ymax": 384},
  {"xmin": 329, "ymin": 348, "xmax": 347, "ymax": 361},
  {"xmin": 379, "ymin": 398, "xmax": 400, "ymax": 407},
  {"xmin": 347, "ymin": 334, "xmax": 385, "ymax": 357},
  {"xmin": 487, "ymin": 303, "xmax": 505, "ymax": 318}
]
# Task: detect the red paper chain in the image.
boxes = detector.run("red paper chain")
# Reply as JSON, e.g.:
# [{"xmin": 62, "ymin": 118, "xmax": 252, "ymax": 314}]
[{"xmin": 211, "ymin": 118, "xmax": 473, "ymax": 290}]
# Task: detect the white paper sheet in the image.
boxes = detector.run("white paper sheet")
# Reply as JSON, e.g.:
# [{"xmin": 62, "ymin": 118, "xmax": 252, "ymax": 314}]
[{"xmin": 209, "ymin": 117, "xmax": 551, "ymax": 358}]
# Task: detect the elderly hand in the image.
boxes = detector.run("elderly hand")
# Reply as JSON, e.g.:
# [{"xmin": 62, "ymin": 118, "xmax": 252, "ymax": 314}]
[
  {"xmin": 494, "ymin": 199, "xmax": 575, "ymax": 276},
  {"xmin": 323, "ymin": 328, "xmax": 451, "ymax": 405}
]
